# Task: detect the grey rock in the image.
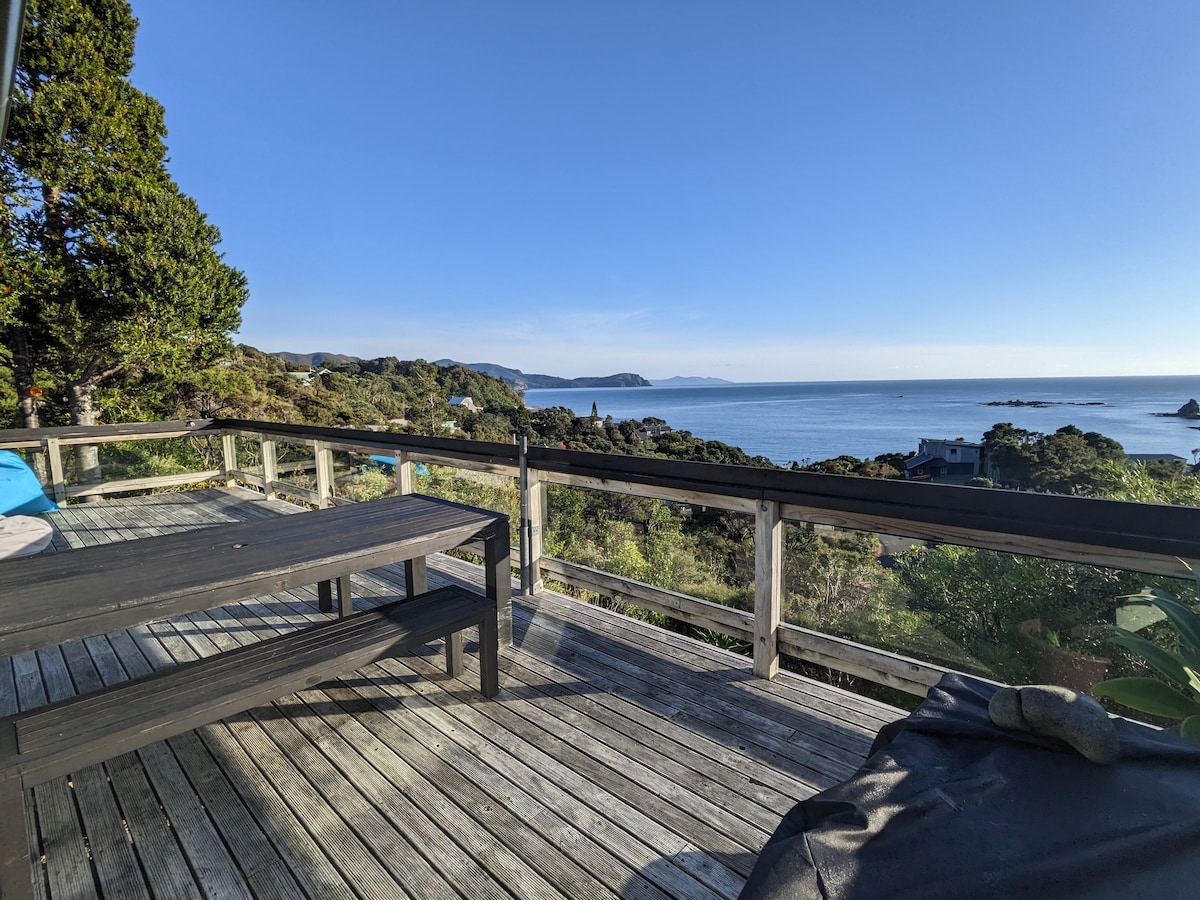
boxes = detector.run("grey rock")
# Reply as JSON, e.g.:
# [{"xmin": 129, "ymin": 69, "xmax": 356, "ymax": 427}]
[{"xmin": 989, "ymin": 684, "xmax": 1120, "ymax": 765}]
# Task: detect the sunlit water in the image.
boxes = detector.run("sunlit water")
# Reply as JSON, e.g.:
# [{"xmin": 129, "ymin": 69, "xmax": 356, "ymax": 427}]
[{"xmin": 524, "ymin": 375, "xmax": 1200, "ymax": 465}]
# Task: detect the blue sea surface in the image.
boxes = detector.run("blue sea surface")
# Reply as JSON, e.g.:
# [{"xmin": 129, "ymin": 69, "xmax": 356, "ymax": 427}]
[{"xmin": 523, "ymin": 375, "xmax": 1200, "ymax": 465}]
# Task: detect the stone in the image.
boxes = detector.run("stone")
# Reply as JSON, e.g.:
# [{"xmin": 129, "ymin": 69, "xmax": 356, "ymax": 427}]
[{"xmin": 989, "ymin": 684, "xmax": 1120, "ymax": 765}]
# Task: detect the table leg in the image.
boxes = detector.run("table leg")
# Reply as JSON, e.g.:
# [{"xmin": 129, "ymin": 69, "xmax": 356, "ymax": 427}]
[
  {"xmin": 484, "ymin": 526, "xmax": 512, "ymax": 646},
  {"xmin": 317, "ymin": 580, "xmax": 332, "ymax": 613},
  {"xmin": 405, "ymin": 557, "xmax": 428, "ymax": 598}
]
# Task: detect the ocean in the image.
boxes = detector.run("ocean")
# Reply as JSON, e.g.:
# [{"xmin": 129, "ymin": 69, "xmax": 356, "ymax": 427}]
[{"xmin": 523, "ymin": 375, "xmax": 1200, "ymax": 466}]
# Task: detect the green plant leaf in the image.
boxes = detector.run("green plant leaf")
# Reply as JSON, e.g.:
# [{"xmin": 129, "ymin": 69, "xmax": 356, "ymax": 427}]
[
  {"xmin": 1108, "ymin": 628, "xmax": 1191, "ymax": 689},
  {"xmin": 1146, "ymin": 593, "xmax": 1200, "ymax": 671},
  {"xmin": 1092, "ymin": 677, "xmax": 1200, "ymax": 720},
  {"xmin": 1180, "ymin": 716, "xmax": 1200, "ymax": 744}
]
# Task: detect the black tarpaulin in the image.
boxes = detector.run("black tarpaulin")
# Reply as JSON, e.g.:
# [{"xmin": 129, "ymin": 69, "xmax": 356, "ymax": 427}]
[{"xmin": 739, "ymin": 673, "xmax": 1200, "ymax": 899}]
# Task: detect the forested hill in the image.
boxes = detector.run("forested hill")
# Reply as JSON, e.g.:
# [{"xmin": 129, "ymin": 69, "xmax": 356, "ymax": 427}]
[
  {"xmin": 433, "ymin": 359, "xmax": 651, "ymax": 390},
  {"xmin": 0, "ymin": 344, "xmax": 772, "ymax": 467},
  {"xmin": 272, "ymin": 352, "xmax": 362, "ymax": 367}
]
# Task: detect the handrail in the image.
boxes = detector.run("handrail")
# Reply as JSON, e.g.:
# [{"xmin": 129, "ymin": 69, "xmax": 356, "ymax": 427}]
[{"xmin": 3, "ymin": 416, "xmax": 1197, "ymax": 694}]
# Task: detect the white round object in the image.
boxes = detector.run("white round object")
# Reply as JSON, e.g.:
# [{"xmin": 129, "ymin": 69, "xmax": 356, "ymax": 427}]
[{"xmin": 0, "ymin": 515, "xmax": 55, "ymax": 560}]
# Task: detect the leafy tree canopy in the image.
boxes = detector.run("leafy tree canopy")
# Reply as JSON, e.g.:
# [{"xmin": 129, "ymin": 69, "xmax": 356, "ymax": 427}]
[{"xmin": 1, "ymin": 0, "xmax": 247, "ymax": 463}]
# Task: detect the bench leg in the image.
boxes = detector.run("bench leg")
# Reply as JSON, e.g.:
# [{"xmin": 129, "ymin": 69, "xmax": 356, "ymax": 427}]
[
  {"xmin": 479, "ymin": 608, "xmax": 499, "ymax": 698},
  {"xmin": 336, "ymin": 574, "xmax": 352, "ymax": 617},
  {"xmin": 405, "ymin": 556, "xmax": 428, "ymax": 598},
  {"xmin": 317, "ymin": 579, "xmax": 333, "ymax": 613},
  {"xmin": 445, "ymin": 630, "xmax": 464, "ymax": 679},
  {"xmin": 0, "ymin": 777, "xmax": 32, "ymax": 900}
]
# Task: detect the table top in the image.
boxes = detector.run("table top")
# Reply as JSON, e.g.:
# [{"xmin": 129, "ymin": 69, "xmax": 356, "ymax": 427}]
[{"xmin": 0, "ymin": 493, "xmax": 508, "ymax": 657}]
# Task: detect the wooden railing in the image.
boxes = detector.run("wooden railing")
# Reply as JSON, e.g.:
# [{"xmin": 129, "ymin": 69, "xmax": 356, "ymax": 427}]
[{"xmin": 4, "ymin": 418, "xmax": 1198, "ymax": 695}]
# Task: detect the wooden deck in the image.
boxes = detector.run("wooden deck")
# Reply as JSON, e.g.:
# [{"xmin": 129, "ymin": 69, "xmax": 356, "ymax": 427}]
[{"xmin": 1, "ymin": 487, "xmax": 903, "ymax": 899}]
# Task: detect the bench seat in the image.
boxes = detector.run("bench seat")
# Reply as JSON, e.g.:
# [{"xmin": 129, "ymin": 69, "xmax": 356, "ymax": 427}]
[{"xmin": 0, "ymin": 584, "xmax": 498, "ymax": 899}]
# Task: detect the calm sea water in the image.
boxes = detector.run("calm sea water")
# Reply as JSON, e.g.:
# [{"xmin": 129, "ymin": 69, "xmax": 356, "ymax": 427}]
[{"xmin": 524, "ymin": 375, "xmax": 1200, "ymax": 466}]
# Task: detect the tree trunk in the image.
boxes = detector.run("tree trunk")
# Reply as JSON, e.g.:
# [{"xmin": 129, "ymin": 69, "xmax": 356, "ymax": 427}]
[
  {"xmin": 7, "ymin": 326, "xmax": 49, "ymax": 482},
  {"xmin": 67, "ymin": 381, "xmax": 103, "ymax": 498}
]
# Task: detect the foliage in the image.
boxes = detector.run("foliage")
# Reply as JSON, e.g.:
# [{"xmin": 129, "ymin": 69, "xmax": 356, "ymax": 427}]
[
  {"xmin": 1, "ymin": 0, "xmax": 247, "ymax": 439},
  {"xmin": 1091, "ymin": 460, "xmax": 1200, "ymax": 507},
  {"xmin": 885, "ymin": 544, "xmax": 1169, "ymax": 682},
  {"xmin": 983, "ymin": 423, "xmax": 1125, "ymax": 493},
  {"xmin": 1093, "ymin": 568, "xmax": 1200, "ymax": 742},
  {"xmin": 800, "ymin": 454, "xmax": 905, "ymax": 478}
]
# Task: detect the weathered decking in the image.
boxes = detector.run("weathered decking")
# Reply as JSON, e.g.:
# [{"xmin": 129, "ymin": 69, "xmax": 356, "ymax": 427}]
[{"xmin": 1, "ymin": 487, "xmax": 902, "ymax": 899}]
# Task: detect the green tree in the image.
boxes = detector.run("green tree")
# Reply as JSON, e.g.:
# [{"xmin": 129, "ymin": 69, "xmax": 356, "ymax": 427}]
[{"xmin": 1, "ymin": 0, "xmax": 247, "ymax": 482}]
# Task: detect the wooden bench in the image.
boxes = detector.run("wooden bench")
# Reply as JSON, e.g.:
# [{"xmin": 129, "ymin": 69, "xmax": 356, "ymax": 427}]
[
  {"xmin": 0, "ymin": 493, "xmax": 511, "ymax": 900},
  {"xmin": 0, "ymin": 584, "xmax": 498, "ymax": 900}
]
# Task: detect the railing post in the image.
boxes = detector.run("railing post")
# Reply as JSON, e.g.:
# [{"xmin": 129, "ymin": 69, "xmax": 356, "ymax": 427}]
[
  {"xmin": 44, "ymin": 438, "xmax": 66, "ymax": 504},
  {"xmin": 519, "ymin": 437, "xmax": 543, "ymax": 596},
  {"xmin": 394, "ymin": 450, "xmax": 414, "ymax": 495},
  {"xmin": 754, "ymin": 499, "xmax": 782, "ymax": 680},
  {"xmin": 221, "ymin": 432, "xmax": 238, "ymax": 487},
  {"xmin": 259, "ymin": 435, "xmax": 277, "ymax": 500},
  {"xmin": 314, "ymin": 441, "xmax": 333, "ymax": 508}
]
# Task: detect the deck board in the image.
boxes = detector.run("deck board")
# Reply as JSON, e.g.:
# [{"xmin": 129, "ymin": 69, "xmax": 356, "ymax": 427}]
[{"xmin": 0, "ymin": 486, "xmax": 904, "ymax": 899}]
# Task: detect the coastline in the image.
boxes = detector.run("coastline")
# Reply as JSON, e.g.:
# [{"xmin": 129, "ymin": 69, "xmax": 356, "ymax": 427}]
[{"xmin": 525, "ymin": 374, "xmax": 1200, "ymax": 465}]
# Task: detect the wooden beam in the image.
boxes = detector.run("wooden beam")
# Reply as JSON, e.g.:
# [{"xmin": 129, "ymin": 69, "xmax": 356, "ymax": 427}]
[
  {"xmin": 536, "ymin": 557, "xmax": 753, "ymax": 636},
  {"xmin": 396, "ymin": 449, "xmax": 413, "ymax": 495},
  {"xmin": 754, "ymin": 500, "xmax": 782, "ymax": 680},
  {"xmin": 44, "ymin": 438, "xmax": 66, "ymax": 505},
  {"xmin": 64, "ymin": 470, "xmax": 224, "ymax": 499},
  {"xmin": 534, "ymin": 468, "xmax": 758, "ymax": 513},
  {"xmin": 776, "ymin": 623, "xmax": 953, "ymax": 696},
  {"xmin": 260, "ymin": 435, "xmax": 278, "ymax": 500},
  {"xmin": 0, "ymin": 419, "xmax": 215, "ymax": 448},
  {"xmin": 313, "ymin": 441, "xmax": 333, "ymax": 508},
  {"xmin": 780, "ymin": 502, "xmax": 1196, "ymax": 579},
  {"xmin": 220, "ymin": 432, "xmax": 238, "ymax": 488}
]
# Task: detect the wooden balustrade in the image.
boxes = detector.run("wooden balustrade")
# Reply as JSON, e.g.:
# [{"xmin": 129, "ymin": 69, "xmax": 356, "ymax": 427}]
[{"xmin": 3, "ymin": 416, "xmax": 1198, "ymax": 695}]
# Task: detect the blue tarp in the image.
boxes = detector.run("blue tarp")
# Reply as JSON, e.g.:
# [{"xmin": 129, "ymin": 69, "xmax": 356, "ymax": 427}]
[
  {"xmin": 0, "ymin": 450, "xmax": 58, "ymax": 516},
  {"xmin": 368, "ymin": 455, "xmax": 430, "ymax": 476}
]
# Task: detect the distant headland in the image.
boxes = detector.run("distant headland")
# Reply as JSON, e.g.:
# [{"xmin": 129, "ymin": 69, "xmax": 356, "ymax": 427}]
[
  {"xmin": 651, "ymin": 376, "xmax": 735, "ymax": 386},
  {"xmin": 432, "ymin": 360, "xmax": 649, "ymax": 390},
  {"xmin": 269, "ymin": 352, "xmax": 652, "ymax": 390}
]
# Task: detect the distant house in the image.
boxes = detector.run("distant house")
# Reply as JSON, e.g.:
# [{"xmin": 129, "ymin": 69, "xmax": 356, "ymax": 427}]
[
  {"xmin": 574, "ymin": 416, "xmax": 604, "ymax": 431},
  {"xmin": 635, "ymin": 423, "xmax": 672, "ymax": 442},
  {"xmin": 905, "ymin": 438, "xmax": 983, "ymax": 480},
  {"xmin": 1125, "ymin": 453, "xmax": 1188, "ymax": 465},
  {"xmin": 286, "ymin": 367, "xmax": 330, "ymax": 387},
  {"xmin": 450, "ymin": 396, "xmax": 479, "ymax": 413}
]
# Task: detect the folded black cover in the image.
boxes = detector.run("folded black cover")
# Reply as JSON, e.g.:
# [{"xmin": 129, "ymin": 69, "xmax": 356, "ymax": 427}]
[{"xmin": 739, "ymin": 673, "xmax": 1200, "ymax": 899}]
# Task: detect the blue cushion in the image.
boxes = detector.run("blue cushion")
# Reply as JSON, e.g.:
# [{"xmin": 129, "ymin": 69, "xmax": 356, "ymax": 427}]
[{"xmin": 0, "ymin": 450, "xmax": 58, "ymax": 515}]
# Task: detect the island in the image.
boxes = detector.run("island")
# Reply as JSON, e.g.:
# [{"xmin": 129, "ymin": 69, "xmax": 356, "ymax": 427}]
[{"xmin": 1152, "ymin": 399, "xmax": 1200, "ymax": 420}]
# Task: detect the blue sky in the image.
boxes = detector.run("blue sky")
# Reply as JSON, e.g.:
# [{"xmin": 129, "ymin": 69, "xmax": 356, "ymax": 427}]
[{"xmin": 130, "ymin": 1, "xmax": 1198, "ymax": 383}]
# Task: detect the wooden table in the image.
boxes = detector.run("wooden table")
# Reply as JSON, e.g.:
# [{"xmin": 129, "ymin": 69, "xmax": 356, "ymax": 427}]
[
  {"xmin": 0, "ymin": 494, "xmax": 511, "ymax": 900},
  {"xmin": 0, "ymin": 492, "xmax": 513, "ymax": 657}
]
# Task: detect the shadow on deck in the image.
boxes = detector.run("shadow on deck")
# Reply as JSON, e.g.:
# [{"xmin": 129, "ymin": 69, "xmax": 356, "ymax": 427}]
[{"xmin": 2, "ymin": 487, "xmax": 901, "ymax": 899}]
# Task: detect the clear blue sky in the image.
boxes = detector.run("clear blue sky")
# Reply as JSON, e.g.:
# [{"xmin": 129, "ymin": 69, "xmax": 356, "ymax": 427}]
[{"xmin": 130, "ymin": 1, "xmax": 1198, "ymax": 383}]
